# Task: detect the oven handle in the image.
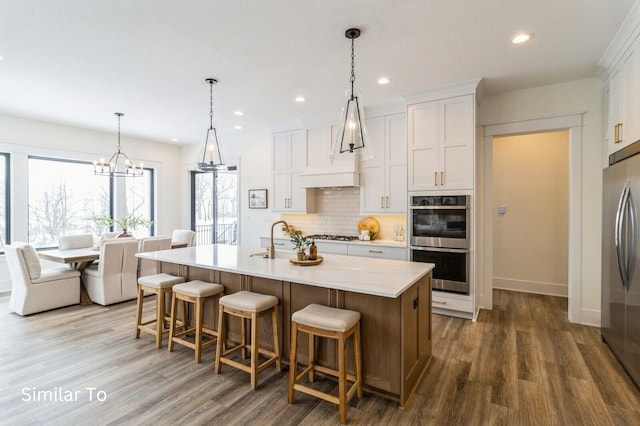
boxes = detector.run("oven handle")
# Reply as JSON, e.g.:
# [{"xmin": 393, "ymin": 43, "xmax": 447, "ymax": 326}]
[
  {"xmin": 410, "ymin": 246, "xmax": 470, "ymax": 254},
  {"xmin": 410, "ymin": 206, "xmax": 469, "ymax": 210}
]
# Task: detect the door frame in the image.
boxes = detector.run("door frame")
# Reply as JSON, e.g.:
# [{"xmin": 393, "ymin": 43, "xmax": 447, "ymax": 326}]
[{"xmin": 482, "ymin": 113, "xmax": 583, "ymax": 322}]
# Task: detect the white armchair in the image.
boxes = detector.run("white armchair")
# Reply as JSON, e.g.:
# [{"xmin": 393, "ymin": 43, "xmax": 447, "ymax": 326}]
[
  {"xmin": 58, "ymin": 233, "xmax": 95, "ymax": 250},
  {"xmin": 171, "ymin": 229, "xmax": 196, "ymax": 247},
  {"xmin": 6, "ymin": 242, "xmax": 80, "ymax": 316},
  {"xmin": 82, "ymin": 239, "xmax": 139, "ymax": 306},
  {"xmin": 138, "ymin": 235, "xmax": 172, "ymax": 278}
]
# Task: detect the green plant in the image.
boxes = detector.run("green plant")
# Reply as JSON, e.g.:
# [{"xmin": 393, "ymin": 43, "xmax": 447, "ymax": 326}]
[
  {"xmin": 92, "ymin": 215, "xmax": 153, "ymax": 232},
  {"xmin": 290, "ymin": 231, "xmax": 311, "ymax": 252}
]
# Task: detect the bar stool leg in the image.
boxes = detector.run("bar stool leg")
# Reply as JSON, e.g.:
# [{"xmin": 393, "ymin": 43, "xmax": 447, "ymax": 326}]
[
  {"xmin": 272, "ymin": 305, "xmax": 281, "ymax": 372},
  {"xmin": 156, "ymin": 290, "xmax": 165, "ymax": 348},
  {"xmin": 338, "ymin": 332, "xmax": 347, "ymax": 424},
  {"xmin": 135, "ymin": 286, "xmax": 144, "ymax": 338},
  {"xmin": 288, "ymin": 321, "xmax": 299, "ymax": 404},
  {"xmin": 195, "ymin": 297, "xmax": 204, "ymax": 363},
  {"xmin": 250, "ymin": 312, "xmax": 259, "ymax": 390},
  {"xmin": 355, "ymin": 323, "xmax": 363, "ymax": 398},
  {"xmin": 168, "ymin": 292, "xmax": 177, "ymax": 353},
  {"xmin": 308, "ymin": 333, "xmax": 315, "ymax": 382},
  {"xmin": 241, "ymin": 317, "xmax": 247, "ymax": 359},
  {"xmin": 214, "ymin": 306, "xmax": 225, "ymax": 374}
]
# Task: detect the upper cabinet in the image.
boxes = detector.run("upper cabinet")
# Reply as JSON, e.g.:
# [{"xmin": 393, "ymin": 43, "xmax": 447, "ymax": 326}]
[
  {"xmin": 272, "ymin": 130, "xmax": 315, "ymax": 213},
  {"xmin": 360, "ymin": 113, "xmax": 407, "ymax": 213},
  {"xmin": 407, "ymin": 95, "xmax": 475, "ymax": 191},
  {"xmin": 606, "ymin": 34, "xmax": 640, "ymax": 157}
]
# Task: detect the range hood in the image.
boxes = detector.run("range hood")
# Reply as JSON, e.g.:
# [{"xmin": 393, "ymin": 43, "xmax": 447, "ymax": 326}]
[{"xmin": 299, "ymin": 170, "xmax": 360, "ymax": 188}]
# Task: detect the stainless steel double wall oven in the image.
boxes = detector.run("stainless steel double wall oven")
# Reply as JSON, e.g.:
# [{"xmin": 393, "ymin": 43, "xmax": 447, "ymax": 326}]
[{"xmin": 410, "ymin": 194, "xmax": 470, "ymax": 294}]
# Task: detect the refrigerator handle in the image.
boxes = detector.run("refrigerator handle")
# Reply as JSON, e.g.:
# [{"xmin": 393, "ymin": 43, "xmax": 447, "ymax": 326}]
[
  {"xmin": 615, "ymin": 183, "xmax": 630, "ymax": 290},
  {"xmin": 627, "ymin": 188, "xmax": 637, "ymax": 292}
]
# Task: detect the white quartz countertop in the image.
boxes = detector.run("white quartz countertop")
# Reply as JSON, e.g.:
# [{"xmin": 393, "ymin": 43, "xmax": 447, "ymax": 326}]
[{"xmin": 137, "ymin": 244, "xmax": 432, "ymax": 298}]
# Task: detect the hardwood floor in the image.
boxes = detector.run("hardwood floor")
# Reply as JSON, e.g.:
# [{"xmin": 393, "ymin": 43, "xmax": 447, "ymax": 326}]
[{"xmin": 0, "ymin": 290, "xmax": 638, "ymax": 425}]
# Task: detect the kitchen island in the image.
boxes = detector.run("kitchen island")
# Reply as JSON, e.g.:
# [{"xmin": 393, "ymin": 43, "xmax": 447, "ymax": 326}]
[{"xmin": 137, "ymin": 244, "xmax": 433, "ymax": 406}]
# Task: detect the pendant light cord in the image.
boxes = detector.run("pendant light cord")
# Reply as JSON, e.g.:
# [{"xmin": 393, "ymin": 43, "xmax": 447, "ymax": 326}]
[
  {"xmin": 209, "ymin": 80, "xmax": 214, "ymax": 130},
  {"xmin": 350, "ymin": 37, "xmax": 355, "ymax": 100}
]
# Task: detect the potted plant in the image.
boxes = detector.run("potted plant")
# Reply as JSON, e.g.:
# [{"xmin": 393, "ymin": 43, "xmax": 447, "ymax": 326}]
[
  {"xmin": 92, "ymin": 215, "xmax": 153, "ymax": 238},
  {"xmin": 290, "ymin": 231, "xmax": 311, "ymax": 261}
]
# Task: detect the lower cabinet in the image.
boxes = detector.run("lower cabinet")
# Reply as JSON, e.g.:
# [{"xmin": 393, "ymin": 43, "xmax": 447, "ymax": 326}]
[
  {"xmin": 259, "ymin": 237, "xmax": 406, "ymax": 260},
  {"xmin": 180, "ymin": 263, "xmax": 432, "ymax": 407}
]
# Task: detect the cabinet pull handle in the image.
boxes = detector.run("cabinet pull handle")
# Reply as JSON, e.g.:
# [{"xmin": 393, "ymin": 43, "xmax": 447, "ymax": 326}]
[
  {"xmin": 441, "ymin": 171, "xmax": 444, "ymax": 186},
  {"xmin": 386, "ymin": 196, "xmax": 389, "ymax": 208},
  {"xmin": 413, "ymin": 297, "xmax": 419, "ymax": 310},
  {"xmin": 274, "ymin": 242, "xmax": 284, "ymax": 246},
  {"xmin": 434, "ymin": 172, "xmax": 438, "ymax": 186},
  {"xmin": 433, "ymin": 299, "xmax": 447, "ymax": 305},
  {"xmin": 368, "ymin": 250, "xmax": 383, "ymax": 254},
  {"xmin": 381, "ymin": 196, "xmax": 384, "ymax": 208}
]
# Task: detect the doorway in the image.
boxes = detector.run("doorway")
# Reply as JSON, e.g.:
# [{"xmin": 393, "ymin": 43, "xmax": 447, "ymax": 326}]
[
  {"xmin": 191, "ymin": 167, "xmax": 238, "ymax": 245},
  {"xmin": 482, "ymin": 114, "xmax": 583, "ymax": 322},
  {"xmin": 492, "ymin": 131, "xmax": 569, "ymax": 296}
]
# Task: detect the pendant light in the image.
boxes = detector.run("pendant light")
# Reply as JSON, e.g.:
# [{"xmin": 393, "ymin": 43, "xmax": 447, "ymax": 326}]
[
  {"xmin": 197, "ymin": 78, "xmax": 227, "ymax": 172},
  {"xmin": 331, "ymin": 28, "xmax": 373, "ymax": 160},
  {"xmin": 93, "ymin": 113, "xmax": 143, "ymax": 177}
]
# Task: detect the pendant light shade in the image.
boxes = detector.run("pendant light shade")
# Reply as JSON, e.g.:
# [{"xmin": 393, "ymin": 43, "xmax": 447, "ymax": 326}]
[
  {"xmin": 331, "ymin": 28, "xmax": 373, "ymax": 160},
  {"xmin": 93, "ymin": 113, "xmax": 143, "ymax": 177},
  {"xmin": 197, "ymin": 78, "xmax": 227, "ymax": 172}
]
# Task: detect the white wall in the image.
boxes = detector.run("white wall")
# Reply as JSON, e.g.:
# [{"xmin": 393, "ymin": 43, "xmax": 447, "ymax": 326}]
[
  {"xmin": 479, "ymin": 78, "xmax": 604, "ymax": 324},
  {"xmin": 0, "ymin": 113, "xmax": 184, "ymax": 292}
]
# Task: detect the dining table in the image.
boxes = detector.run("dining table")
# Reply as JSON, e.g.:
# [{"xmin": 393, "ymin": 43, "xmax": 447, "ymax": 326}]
[{"xmin": 39, "ymin": 247, "xmax": 100, "ymax": 305}]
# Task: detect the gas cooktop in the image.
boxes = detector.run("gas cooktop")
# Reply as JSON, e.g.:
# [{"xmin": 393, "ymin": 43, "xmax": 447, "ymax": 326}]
[{"xmin": 306, "ymin": 234, "xmax": 359, "ymax": 242}]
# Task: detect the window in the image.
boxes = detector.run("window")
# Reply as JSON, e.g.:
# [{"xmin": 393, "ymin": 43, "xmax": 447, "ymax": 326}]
[
  {"xmin": 28, "ymin": 157, "xmax": 154, "ymax": 248},
  {"xmin": 191, "ymin": 168, "xmax": 238, "ymax": 245},
  {"xmin": 0, "ymin": 153, "xmax": 9, "ymax": 249},
  {"xmin": 123, "ymin": 168, "xmax": 154, "ymax": 238}
]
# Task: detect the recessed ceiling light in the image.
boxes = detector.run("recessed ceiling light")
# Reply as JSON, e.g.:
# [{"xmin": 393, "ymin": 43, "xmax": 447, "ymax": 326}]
[
  {"xmin": 170, "ymin": 138, "xmax": 179, "ymax": 142},
  {"xmin": 234, "ymin": 125, "xmax": 243, "ymax": 130},
  {"xmin": 378, "ymin": 77, "xmax": 391, "ymax": 85},
  {"xmin": 234, "ymin": 111, "xmax": 244, "ymax": 116},
  {"xmin": 512, "ymin": 33, "xmax": 533, "ymax": 44},
  {"xmin": 295, "ymin": 96, "xmax": 306, "ymax": 103},
  {"xmin": 0, "ymin": 55, "xmax": 4, "ymax": 61}
]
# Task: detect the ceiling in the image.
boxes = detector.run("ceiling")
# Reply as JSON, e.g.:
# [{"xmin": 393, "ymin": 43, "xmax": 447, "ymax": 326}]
[{"xmin": 0, "ymin": 0, "xmax": 635, "ymax": 146}]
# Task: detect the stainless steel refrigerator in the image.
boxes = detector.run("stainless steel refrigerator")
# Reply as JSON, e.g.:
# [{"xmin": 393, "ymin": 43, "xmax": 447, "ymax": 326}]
[{"xmin": 602, "ymin": 140, "xmax": 640, "ymax": 388}]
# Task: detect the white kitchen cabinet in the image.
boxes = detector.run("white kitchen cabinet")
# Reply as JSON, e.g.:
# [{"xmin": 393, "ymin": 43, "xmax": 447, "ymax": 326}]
[
  {"xmin": 347, "ymin": 244, "xmax": 407, "ymax": 260},
  {"xmin": 360, "ymin": 113, "xmax": 407, "ymax": 213},
  {"xmin": 272, "ymin": 130, "xmax": 315, "ymax": 212},
  {"xmin": 407, "ymin": 95, "xmax": 474, "ymax": 191},
  {"xmin": 606, "ymin": 34, "xmax": 640, "ymax": 157}
]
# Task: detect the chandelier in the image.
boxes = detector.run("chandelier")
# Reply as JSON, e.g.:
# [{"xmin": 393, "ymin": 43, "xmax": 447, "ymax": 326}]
[
  {"xmin": 93, "ymin": 113, "xmax": 143, "ymax": 177},
  {"xmin": 197, "ymin": 78, "xmax": 227, "ymax": 172},
  {"xmin": 331, "ymin": 28, "xmax": 373, "ymax": 160}
]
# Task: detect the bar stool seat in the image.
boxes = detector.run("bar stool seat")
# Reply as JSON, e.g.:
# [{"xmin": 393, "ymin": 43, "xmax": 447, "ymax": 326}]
[
  {"xmin": 135, "ymin": 273, "xmax": 185, "ymax": 348},
  {"xmin": 288, "ymin": 304, "xmax": 363, "ymax": 424},
  {"xmin": 168, "ymin": 280, "xmax": 224, "ymax": 363},
  {"xmin": 215, "ymin": 291, "xmax": 281, "ymax": 390}
]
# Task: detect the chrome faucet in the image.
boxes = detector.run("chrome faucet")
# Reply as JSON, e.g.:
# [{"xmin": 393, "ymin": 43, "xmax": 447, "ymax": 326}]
[{"xmin": 269, "ymin": 220, "xmax": 290, "ymax": 259}]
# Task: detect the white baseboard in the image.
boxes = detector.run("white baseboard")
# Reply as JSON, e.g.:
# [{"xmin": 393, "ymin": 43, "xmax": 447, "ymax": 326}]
[
  {"xmin": 579, "ymin": 308, "xmax": 601, "ymax": 328},
  {"xmin": 493, "ymin": 277, "xmax": 568, "ymax": 297}
]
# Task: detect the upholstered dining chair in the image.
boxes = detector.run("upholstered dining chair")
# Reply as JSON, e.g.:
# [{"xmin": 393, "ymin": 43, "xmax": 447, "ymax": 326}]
[
  {"xmin": 6, "ymin": 242, "xmax": 80, "ymax": 315},
  {"xmin": 138, "ymin": 235, "xmax": 172, "ymax": 278},
  {"xmin": 171, "ymin": 229, "xmax": 196, "ymax": 247},
  {"xmin": 82, "ymin": 239, "xmax": 139, "ymax": 305},
  {"xmin": 58, "ymin": 233, "xmax": 94, "ymax": 250}
]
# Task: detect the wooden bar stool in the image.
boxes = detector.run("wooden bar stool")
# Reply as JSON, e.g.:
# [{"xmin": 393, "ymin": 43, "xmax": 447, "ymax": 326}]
[
  {"xmin": 168, "ymin": 280, "xmax": 224, "ymax": 363},
  {"xmin": 214, "ymin": 291, "xmax": 281, "ymax": 390},
  {"xmin": 288, "ymin": 304, "xmax": 362, "ymax": 424},
  {"xmin": 135, "ymin": 273, "xmax": 185, "ymax": 348}
]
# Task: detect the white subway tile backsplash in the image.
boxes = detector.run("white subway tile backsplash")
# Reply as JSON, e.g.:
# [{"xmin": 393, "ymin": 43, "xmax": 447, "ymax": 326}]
[{"xmin": 282, "ymin": 188, "xmax": 406, "ymax": 241}]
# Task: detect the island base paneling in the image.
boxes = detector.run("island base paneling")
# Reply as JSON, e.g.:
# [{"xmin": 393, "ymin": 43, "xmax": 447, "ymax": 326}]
[{"xmin": 168, "ymin": 262, "xmax": 432, "ymax": 407}]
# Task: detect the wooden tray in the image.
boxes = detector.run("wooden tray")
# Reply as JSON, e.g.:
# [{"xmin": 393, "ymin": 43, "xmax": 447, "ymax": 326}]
[{"xmin": 290, "ymin": 256, "xmax": 323, "ymax": 266}]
